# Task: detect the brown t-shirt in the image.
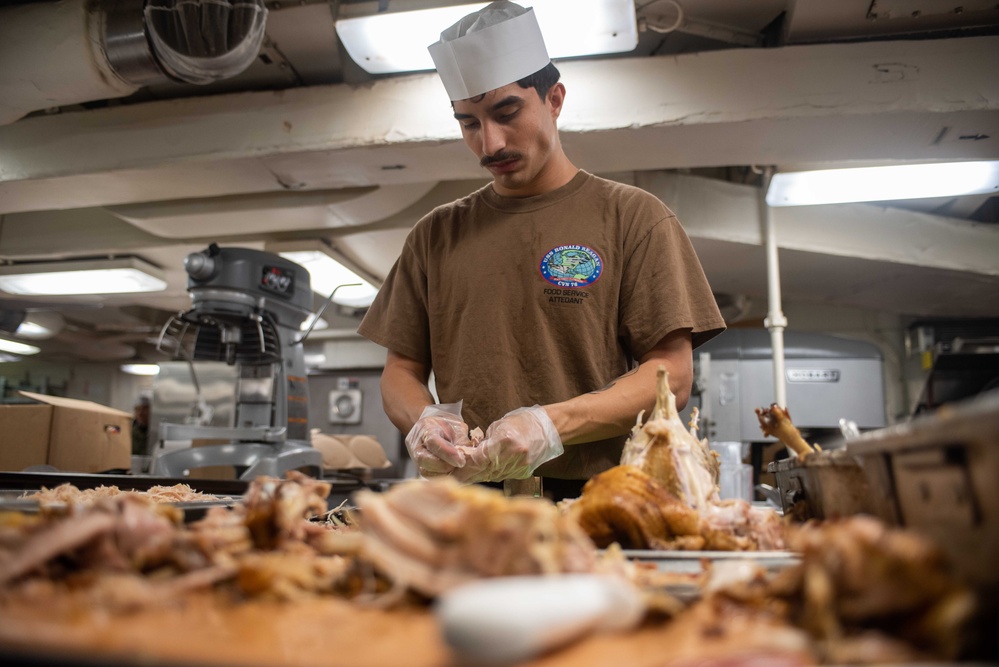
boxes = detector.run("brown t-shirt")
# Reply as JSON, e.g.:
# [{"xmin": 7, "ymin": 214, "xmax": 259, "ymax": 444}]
[{"xmin": 358, "ymin": 171, "xmax": 726, "ymax": 479}]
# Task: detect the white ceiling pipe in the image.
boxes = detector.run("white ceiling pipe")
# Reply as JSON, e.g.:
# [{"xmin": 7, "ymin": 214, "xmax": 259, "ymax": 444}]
[
  {"xmin": 759, "ymin": 167, "xmax": 788, "ymax": 411},
  {"xmin": 0, "ymin": 0, "xmax": 267, "ymax": 127},
  {"xmin": 0, "ymin": 0, "xmax": 140, "ymax": 126}
]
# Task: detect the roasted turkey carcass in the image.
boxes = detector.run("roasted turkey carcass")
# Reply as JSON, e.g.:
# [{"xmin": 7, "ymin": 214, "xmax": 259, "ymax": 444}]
[
  {"xmin": 570, "ymin": 466, "xmax": 705, "ymax": 550},
  {"xmin": 620, "ymin": 367, "xmax": 720, "ymax": 508},
  {"xmin": 572, "ymin": 367, "xmax": 785, "ymax": 551}
]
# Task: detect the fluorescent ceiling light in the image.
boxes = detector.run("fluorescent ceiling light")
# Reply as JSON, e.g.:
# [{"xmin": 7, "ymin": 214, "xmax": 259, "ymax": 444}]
[
  {"xmin": 0, "ymin": 337, "xmax": 40, "ymax": 355},
  {"xmin": 15, "ymin": 321, "xmax": 53, "ymax": 338},
  {"xmin": 0, "ymin": 257, "xmax": 167, "ymax": 296},
  {"xmin": 278, "ymin": 250, "xmax": 379, "ymax": 309},
  {"xmin": 766, "ymin": 161, "xmax": 999, "ymax": 207},
  {"xmin": 336, "ymin": 0, "xmax": 638, "ymax": 74},
  {"xmin": 14, "ymin": 312, "xmax": 65, "ymax": 340},
  {"xmin": 300, "ymin": 312, "xmax": 329, "ymax": 332},
  {"xmin": 121, "ymin": 364, "xmax": 161, "ymax": 376}
]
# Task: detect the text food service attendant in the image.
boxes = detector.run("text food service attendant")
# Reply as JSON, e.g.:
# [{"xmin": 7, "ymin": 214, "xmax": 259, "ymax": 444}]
[{"xmin": 357, "ymin": 0, "xmax": 726, "ymax": 500}]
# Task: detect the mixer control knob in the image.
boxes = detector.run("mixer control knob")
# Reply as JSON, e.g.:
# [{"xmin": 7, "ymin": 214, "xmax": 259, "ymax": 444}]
[{"xmin": 185, "ymin": 251, "xmax": 217, "ymax": 281}]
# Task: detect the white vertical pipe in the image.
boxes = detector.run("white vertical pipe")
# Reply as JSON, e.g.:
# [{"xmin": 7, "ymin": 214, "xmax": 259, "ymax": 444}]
[{"xmin": 759, "ymin": 167, "xmax": 788, "ymax": 408}]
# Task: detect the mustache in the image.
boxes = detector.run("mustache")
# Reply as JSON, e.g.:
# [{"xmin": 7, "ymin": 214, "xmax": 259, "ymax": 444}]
[{"xmin": 480, "ymin": 151, "xmax": 521, "ymax": 167}]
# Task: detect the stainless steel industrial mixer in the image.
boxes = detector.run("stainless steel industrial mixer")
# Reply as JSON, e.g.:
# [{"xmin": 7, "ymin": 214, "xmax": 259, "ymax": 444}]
[{"xmin": 151, "ymin": 243, "xmax": 323, "ymax": 479}]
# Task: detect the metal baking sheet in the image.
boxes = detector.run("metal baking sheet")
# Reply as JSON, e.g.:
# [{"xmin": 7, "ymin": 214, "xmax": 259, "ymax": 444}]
[
  {"xmin": 0, "ymin": 472, "xmax": 403, "ymax": 519},
  {"xmin": 0, "ymin": 496, "xmax": 241, "ymax": 522},
  {"xmin": 0, "ymin": 471, "xmax": 250, "ymax": 496},
  {"xmin": 620, "ymin": 549, "xmax": 800, "ymax": 574}
]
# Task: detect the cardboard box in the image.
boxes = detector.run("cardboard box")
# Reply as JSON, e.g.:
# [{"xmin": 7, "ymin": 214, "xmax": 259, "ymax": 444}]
[
  {"xmin": 848, "ymin": 389, "xmax": 999, "ymax": 589},
  {"xmin": 0, "ymin": 391, "xmax": 131, "ymax": 473}
]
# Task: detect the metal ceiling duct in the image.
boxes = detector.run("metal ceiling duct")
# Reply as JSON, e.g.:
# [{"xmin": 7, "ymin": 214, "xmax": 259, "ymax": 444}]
[
  {"xmin": 141, "ymin": 0, "xmax": 269, "ymax": 85},
  {"xmin": 0, "ymin": 0, "xmax": 268, "ymax": 126}
]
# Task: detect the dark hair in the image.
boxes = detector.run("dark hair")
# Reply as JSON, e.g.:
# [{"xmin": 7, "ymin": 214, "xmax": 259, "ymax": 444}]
[
  {"xmin": 516, "ymin": 61, "xmax": 561, "ymax": 100},
  {"xmin": 455, "ymin": 61, "xmax": 562, "ymax": 106}
]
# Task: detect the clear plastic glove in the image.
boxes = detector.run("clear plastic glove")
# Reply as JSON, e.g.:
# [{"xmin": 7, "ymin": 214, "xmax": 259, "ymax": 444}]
[
  {"xmin": 404, "ymin": 402, "xmax": 471, "ymax": 477},
  {"xmin": 453, "ymin": 406, "xmax": 563, "ymax": 483}
]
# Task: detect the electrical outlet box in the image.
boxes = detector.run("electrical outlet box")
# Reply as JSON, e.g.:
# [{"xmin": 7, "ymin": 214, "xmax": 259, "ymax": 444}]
[{"xmin": 328, "ymin": 388, "xmax": 362, "ymax": 425}]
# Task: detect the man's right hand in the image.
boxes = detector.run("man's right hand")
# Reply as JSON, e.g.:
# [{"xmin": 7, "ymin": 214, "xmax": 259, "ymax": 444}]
[{"xmin": 404, "ymin": 404, "xmax": 470, "ymax": 476}]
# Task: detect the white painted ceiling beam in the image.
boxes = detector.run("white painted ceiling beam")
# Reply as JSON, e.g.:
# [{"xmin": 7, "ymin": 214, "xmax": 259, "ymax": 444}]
[
  {"xmin": 635, "ymin": 171, "xmax": 999, "ymax": 318},
  {"xmin": 637, "ymin": 172, "xmax": 999, "ymax": 278},
  {"xmin": 3, "ymin": 169, "xmax": 994, "ymax": 286},
  {"xmin": 1, "ymin": 35, "xmax": 996, "ymax": 214},
  {"xmin": 0, "ymin": 170, "xmax": 994, "ymax": 320}
]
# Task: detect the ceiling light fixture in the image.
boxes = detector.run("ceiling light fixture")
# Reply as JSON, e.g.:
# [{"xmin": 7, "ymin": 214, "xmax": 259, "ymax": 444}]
[
  {"xmin": 121, "ymin": 364, "xmax": 161, "ymax": 376},
  {"xmin": 15, "ymin": 321, "xmax": 53, "ymax": 338},
  {"xmin": 14, "ymin": 312, "xmax": 65, "ymax": 340},
  {"xmin": 300, "ymin": 312, "xmax": 329, "ymax": 332},
  {"xmin": 0, "ymin": 337, "xmax": 41, "ymax": 356},
  {"xmin": 268, "ymin": 242, "xmax": 380, "ymax": 309},
  {"xmin": 335, "ymin": 0, "xmax": 638, "ymax": 75},
  {"xmin": 0, "ymin": 257, "xmax": 168, "ymax": 296},
  {"xmin": 766, "ymin": 160, "xmax": 999, "ymax": 207}
]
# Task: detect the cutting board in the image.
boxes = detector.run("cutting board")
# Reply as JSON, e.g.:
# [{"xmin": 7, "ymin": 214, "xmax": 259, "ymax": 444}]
[{"xmin": 0, "ymin": 590, "xmax": 814, "ymax": 667}]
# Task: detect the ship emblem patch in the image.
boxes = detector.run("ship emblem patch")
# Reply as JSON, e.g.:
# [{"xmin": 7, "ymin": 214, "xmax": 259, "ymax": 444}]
[{"xmin": 540, "ymin": 245, "xmax": 603, "ymax": 288}]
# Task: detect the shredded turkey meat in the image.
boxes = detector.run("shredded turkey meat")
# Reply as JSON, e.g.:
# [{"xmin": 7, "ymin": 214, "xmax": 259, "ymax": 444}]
[
  {"xmin": 719, "ymin": 516, "xmax": 977, "ymax": 663},
  {"xmin": 22, "ymin": 482, "xmax": 230, "ymax": 506},
  {"xmin": 0, "ymin": 471, "xmax": 350, "ymax": 607},
  {"xmin": 573, "ymin": 367, "xmax": 785, "ymax": 551},
  {"xmin": 341, "ymin": 477, "xmax": 627, "ymax": 600},
  {"xmin": 0, "ymin": 469, "xmax": 983, "ymax": 663}
]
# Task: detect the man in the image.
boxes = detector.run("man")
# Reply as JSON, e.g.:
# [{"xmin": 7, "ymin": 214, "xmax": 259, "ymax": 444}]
[
  {"xmin": 131, "ymin": 396, "xmax": 151, "ymax": 457},
  {"xmin": 358, "ymin": 1, "xmax": 725, "ymax": 498}
]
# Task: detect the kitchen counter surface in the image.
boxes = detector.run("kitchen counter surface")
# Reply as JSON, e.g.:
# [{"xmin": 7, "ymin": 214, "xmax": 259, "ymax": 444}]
[{"xmin": 0, "ymin": 590, "xmax": 812, "ymax": 667}]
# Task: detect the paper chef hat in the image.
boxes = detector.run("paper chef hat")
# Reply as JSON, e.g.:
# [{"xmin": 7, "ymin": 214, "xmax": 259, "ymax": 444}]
[{"xmin": 428, "ymin": 1, "xmax": 551, "ymax": 101}]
